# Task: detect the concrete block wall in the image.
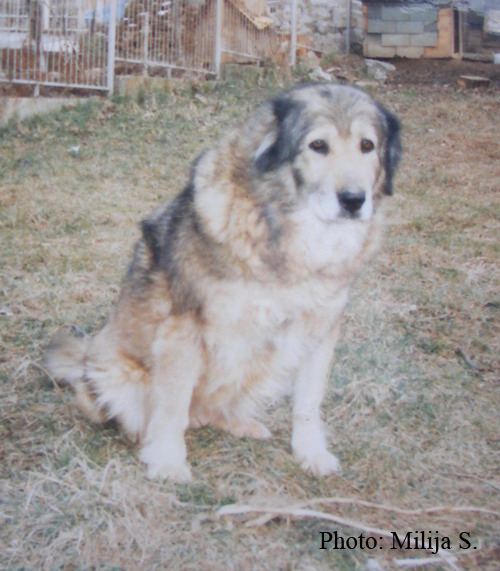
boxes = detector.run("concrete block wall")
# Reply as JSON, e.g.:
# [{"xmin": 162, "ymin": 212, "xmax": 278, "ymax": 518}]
[
  {"xmin": 364, "ymin": 2, "xmax": 441, "ymax": 59},
  {"xmin": 270, "ymin": 0, "xmax": 363, "ymax": 55}
]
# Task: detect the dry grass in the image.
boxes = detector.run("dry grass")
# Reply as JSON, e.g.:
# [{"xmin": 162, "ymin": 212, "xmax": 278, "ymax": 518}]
[{"xmin": 1, "ymin": 71, "xmax": 499, "ymax": 570}]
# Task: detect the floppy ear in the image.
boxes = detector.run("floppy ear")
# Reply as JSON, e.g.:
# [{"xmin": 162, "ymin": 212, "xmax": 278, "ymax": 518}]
[
  {"xmin": 141, "ymin": 218, "xmax": 162, "ymax": 265},
  {"xmin": 378, "ymin": 105, "xmax": 402, "ymax": 195},
  {"xmin": 254, "ymin": 96, "xmax": 306, "ymax": 173}
]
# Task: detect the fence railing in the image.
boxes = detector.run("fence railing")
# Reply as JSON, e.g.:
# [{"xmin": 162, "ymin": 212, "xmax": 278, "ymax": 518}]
[
  {"xmin": 0, "ymin": 0, "xmax": 114, "ymax": 92},
  {"xmin": 0, "ymin": 0, "xmax": 327, "ymax": 95},
  {"xmin": 113, "ymin": 0, "xmax": 288, "ymax": 79}
]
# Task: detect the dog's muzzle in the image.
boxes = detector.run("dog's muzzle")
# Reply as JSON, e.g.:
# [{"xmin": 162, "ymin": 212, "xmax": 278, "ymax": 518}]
[{"xmin": 337, "ymin": 190, "xmax": 366, "ymax": 217}]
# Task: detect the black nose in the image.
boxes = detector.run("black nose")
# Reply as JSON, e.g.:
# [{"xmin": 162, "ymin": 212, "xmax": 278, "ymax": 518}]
[{"xmin": 338, "ymin": 191, "xmax": 366, "ymax": 214}]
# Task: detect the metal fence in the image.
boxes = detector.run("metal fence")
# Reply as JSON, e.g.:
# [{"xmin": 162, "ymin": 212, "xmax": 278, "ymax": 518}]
[
  {"xmin": 114, "ymin": 0, "xmax": 285, "ymax": 78},
  {"xmin": 0, "ymin": 0, "xmax": 116, "ymax": 92},
  {"xmin": 0, "ymin": 0, "xmax": 288, "ymax": 93},
  {"xmin": 0, "ymin": 0, "xmax": 329, "ymax": 95},
  {"xmin": 115, "ymin": 0, "xmax": 216, "ymax": 76}
]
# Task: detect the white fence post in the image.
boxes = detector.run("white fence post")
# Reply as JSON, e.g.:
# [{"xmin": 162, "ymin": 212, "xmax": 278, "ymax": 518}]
[
  {"xmin": 345, "ymin": 0, "xmax": 351, "ymax": 55},
  {"xmin": 290, "ymin": 0, "xmax": 297, "ymax": 67},
  {"xmin": 214, "ymin": 0, "xmax": 223, "ymax": 77},
  {"xmin": 107, "ymin": 0, "xmax": 117, "ymax": 95},
  {"xmin": 143, "ymin": 11, "xmax": 150, "ymax": 76}
]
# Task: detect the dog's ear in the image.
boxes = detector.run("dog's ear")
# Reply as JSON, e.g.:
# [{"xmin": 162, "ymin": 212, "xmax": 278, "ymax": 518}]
[
  {"xmin": 254, "ymin": 96, "xmax": 306, "ymax": 173},
  {"xmin": 378, "ymin": 105, "xmax": 402, "ymax": 195},
  {"xmin": 139, "ymin": 197, "xmax": 180, "ymax": 266},
  {"xmin": 141, "ymin": 218, "xmax": 162, "ymax": 265}
]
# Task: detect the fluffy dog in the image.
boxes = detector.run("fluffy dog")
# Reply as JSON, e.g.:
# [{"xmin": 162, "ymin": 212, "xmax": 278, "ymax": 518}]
[{"xmin": 45, "ymin": 83, "xmax": 401, "ymax": 482}]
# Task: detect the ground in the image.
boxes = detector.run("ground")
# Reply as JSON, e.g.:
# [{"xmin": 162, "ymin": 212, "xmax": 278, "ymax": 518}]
[
  {"xmin": 1, "ymin": 59, "xmax": 499, "ymax": 569},
  {"xmin": 388, "ymin": 57, "xmax": 500, "ymax": 87}
]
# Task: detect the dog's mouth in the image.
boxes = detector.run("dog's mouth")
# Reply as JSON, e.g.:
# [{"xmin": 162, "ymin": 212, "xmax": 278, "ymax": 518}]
[{"xmin": 339, "ymin": 210, "xmax": 362, "ymax": 220}]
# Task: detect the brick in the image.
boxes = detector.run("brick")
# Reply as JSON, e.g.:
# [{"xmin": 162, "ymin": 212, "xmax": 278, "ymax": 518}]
[
  {"xmin": 396, "ymin": 21, "xmax": 424, "ymax": 34},
  {"xmin": 363, "ymin": 40, "xmax": 396, "ymax": 59},
  {"xmin": 382, "ymin": 34, "xmax": 410, "ymax": 47},
  {"xmin": 396, "ymin": 46, "xmax": 425, "ymax": 59},
  {"xmin": 410, "ymin": 33, "xmax": 438, "ymax": 47},
  {"xmin": 367, "ymin": 20, "xmax": 396, "ymax": 34}
]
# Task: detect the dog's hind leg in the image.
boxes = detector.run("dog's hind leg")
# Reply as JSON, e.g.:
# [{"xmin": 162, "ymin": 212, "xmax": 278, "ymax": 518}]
[
  {"xmin": 291, "ymin": 323, "xmax": 342, "ymax": 477},
  {"xmin": 139, "ymin": 318, "xmax": 202, "ymax": 482}
]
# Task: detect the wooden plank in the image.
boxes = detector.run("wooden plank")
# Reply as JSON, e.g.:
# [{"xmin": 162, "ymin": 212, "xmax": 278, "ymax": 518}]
[{"xmin": 457, "ymin": 75, "xmax": 491, "ymax": 88}]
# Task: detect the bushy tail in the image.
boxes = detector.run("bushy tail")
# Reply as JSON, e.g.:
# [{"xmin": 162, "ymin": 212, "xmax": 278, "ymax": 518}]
[
  {"xmin": 44, "ymin": 332, "xmax": 107, "ymax": 424},
  {"xmin": 45, "ymin": 332, "xmax": 88, "ymax": 386}
]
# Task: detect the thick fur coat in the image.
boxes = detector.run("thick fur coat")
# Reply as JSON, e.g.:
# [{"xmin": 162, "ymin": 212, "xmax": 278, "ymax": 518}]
[{"xmin": 46, "ymin": 84, "xmax": 401, "ymax": 482}]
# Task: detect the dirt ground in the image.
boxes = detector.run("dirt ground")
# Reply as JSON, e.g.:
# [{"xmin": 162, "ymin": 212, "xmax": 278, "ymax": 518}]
[{"xmin": 387, "ymin": 58, "xmax": 500, "ymax": 88}]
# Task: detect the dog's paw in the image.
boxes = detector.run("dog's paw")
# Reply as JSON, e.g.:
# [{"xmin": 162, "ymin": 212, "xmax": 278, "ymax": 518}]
[
  {"xmin": 294, "ymin": 449, "xmax": 341, "ymax": 477},
  {"xmin": 140, "ymin": 442, "xmax": 192, "ymax": 483},
  {"xmin": 144, "ymin": 458, "xmax": 193, "ymax": 483}
]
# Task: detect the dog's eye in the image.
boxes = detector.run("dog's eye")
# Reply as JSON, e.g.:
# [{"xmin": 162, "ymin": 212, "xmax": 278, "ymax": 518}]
[
  {"xmin": 360, "ymin": 139, "xmax": 375, "ymax": 153},
  {"xmin": 309, "ymin": 139, "xmax": 329, "ymax": 154}
]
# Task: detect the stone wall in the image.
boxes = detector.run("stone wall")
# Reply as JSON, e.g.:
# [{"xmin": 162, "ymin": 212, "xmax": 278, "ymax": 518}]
[
  {"xmin": 269, "ymin": 0, "xmax": 364, "ymax": 54},
  {"xmin": 363, "ymin": 2, "xmax": 453, "ymax": 59}
]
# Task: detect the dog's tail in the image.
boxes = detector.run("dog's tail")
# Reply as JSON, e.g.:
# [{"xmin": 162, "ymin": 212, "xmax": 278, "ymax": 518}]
[
  {"xmin": 45, "ymin": 332, "xmax": 107, "ymax": 424},
  {"xmin": 45, "ymin": 332, "xmax": 88, "ymax": 386}
]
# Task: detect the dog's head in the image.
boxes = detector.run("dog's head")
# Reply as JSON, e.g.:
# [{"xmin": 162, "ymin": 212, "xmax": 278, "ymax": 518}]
[{"xmin": 253, "ymin": 84, "xmax": 401, "ymax": 223}]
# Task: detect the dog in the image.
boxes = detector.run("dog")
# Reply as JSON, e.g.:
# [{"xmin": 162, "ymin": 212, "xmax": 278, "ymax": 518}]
[{"xmin": 45, "ymin": 83, "xmax": 401, "ymax": 482}]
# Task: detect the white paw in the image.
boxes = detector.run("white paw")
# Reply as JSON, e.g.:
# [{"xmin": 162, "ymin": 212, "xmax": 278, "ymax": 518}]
[
  {"xmin": 294, "ymin": 449, "xmax": 341, "ymax": 477},
  {"xmin": 145, "ymin": 459, "xmax": 193, "ymax": 483},
  {"xmin": 139, "ymin": 439, "xmax": 192, "ymax": 483}
]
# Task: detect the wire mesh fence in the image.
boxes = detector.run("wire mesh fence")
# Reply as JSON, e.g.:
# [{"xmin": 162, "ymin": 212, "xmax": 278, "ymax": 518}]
[
  {"xmin": 0, "ymin": 0, "xmax": 291, "ymax": 92},
  {"xmin": 114, "ymin": 0, "xmax": 287, "ymax": 78},
  {"xmin": 0, "ymin": 0, "xmax": 341, "ymax": 95},
  {"xmin": 115, "ymin": 0, "xmax": 216, "ymax": 76},
  {"xmin": 0, "ymin": 0, "xmax": 115, "ymax": 91}
]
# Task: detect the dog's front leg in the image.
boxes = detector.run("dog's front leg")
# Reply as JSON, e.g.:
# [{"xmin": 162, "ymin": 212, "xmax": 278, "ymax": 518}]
[
  {"xmin": 139, "ymin": 319, "xmax": 202, "ymax": 483},
  {"xmin": 292, "ymin": 324, "xmax": 341, "ymax": 476}
]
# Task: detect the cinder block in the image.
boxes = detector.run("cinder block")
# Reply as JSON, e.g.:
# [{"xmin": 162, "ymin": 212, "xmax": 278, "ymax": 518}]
[
  {"xmin": 410, "ymin": 33, "xmax": 438, "ymax": 47},
  {"xmin": 408, "ymin": 6, "xmax": 425, "ymax": 21},
  {"xmin": 396, "ymin": 46, "xmax": 425, "ymax": 59},
  {"xmin": 382, "ymin": 34, "xmax": 410, "ymax": 47},
  {"xmin": 402, "ymin": 6, "xmax": 438, "ymax": 23},
  {"xmin": 381, "ymin": 6, "xmax": 409, "ymax": 21},
  {"xmin": 396, "ymin": 21, "xmax": 424, "ymax": 34},
  {"xmin": 420, "ymin": 8, "xmax": 439, "ymax": 25},
  {"xmin": 364, "ymin": 40, "xmax": 396, "ymax": 59},
  {"xmin": 424, "ymin": 21, "xmax": 439, "ymax": 33},
  {"xmin": 367, "ymin": 5, "xmax": 381, "ymax": 19},
  {"xmin": 367, "ymin": 20, "xmax": 396, "ymax": 34}
]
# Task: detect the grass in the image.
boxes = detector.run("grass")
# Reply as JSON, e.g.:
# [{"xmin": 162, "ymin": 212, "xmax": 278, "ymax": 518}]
[{"xmin": 1, "ymin": 72, "xmax": 499, "ymax": 569}]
